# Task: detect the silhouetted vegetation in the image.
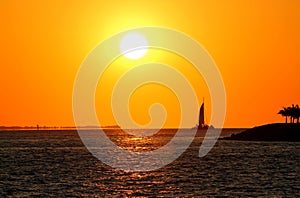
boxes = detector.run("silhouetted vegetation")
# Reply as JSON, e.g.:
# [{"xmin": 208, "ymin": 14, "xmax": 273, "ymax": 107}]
[{"xmin": 278, "ymin": 104, "xmax": 300, "ymax": 123}]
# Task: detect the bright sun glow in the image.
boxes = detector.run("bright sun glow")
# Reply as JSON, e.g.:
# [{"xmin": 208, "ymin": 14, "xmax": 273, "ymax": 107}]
[{"xmin": 120, "ymin": 32, "xmax": 148, "ymax": 59}]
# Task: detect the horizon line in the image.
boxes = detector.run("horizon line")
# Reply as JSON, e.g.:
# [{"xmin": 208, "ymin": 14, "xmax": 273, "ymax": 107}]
[{"xmin": 0, "ymin": 125, "xmax": 253, "ymax": 130}]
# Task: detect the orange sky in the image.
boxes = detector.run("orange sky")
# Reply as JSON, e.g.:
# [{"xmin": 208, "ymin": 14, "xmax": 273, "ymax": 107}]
[{"xmin": 1, "ymin": 0, "xmax": 300, "ymax": 128}]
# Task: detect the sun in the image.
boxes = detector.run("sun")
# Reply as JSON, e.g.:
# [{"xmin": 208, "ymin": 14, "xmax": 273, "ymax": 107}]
[{"xmin": 120, "ymin": 32, "xmax": 148, "ymax": 60}]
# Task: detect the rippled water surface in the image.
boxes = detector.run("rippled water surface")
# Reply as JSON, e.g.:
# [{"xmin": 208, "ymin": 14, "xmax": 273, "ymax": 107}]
[{"xmin": 0, "ymin": 129, "xmax": 299, "ymax": 197}]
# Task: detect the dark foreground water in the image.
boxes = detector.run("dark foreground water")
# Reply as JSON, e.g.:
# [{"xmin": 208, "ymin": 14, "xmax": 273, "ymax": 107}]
[{"xmin": 0, "ymin": 129, "xmax": 299, "ymax": 197}]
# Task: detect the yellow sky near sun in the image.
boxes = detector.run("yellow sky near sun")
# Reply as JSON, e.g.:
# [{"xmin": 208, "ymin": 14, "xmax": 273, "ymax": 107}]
[{"xmin": 0, "ymin": 0, "xmax": 300, "ymax": 128}]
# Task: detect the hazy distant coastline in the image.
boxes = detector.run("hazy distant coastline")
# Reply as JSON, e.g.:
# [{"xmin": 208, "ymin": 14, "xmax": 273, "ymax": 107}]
[
  {"xmin": 0, "ymin": 125, "xmax": 120, "ymax": 130},
  {"xmin": 0, "ymin": 126, "xmax": 246, "ymax": 131}
]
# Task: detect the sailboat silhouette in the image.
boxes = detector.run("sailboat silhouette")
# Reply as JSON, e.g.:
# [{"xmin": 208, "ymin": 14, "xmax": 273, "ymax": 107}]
[{"xmin": 197, "ymin": 98, "xmax": 209, "ymax": 129}]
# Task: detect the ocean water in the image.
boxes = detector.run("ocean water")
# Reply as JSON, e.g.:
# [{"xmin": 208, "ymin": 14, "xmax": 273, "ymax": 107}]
[{"xmin": 0, "ymin": 129, "xmax": 299, "ymax": 197}]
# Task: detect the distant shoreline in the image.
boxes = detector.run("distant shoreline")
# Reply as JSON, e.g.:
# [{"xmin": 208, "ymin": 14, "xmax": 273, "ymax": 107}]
[
  {"xmin": 0, "ymin": 127, "xmax": 248, "ymax": 131},
  {"xmin": 0, "ymin": 126, "xmax": 120, "ymax": 130}
]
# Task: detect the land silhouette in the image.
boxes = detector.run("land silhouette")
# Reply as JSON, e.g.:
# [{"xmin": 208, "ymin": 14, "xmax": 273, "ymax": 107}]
[{"xmin": 223, "ymin": 104, "xmax": 300, "ymax": 141}]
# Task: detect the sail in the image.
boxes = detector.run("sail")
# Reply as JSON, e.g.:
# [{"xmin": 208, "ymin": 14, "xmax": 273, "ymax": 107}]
[{"xmin": 199, "ymin": 102, "xmax": 204, "ymax": 126}]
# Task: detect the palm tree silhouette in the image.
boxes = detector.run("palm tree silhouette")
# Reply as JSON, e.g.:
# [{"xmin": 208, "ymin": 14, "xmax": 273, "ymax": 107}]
[
  {"xmin": 292, "ymin": 104, "xmax": 300, "ymax": 123},
  {"xmin": 278, "ymin": 104, "xmax": 300, "ymax": 123},
  {"xmin": 288, "ymin": 105, "xmax": 294, "ymax": 123},
  {"xmin": 278, "ymin": 107, "xmax": 289, "ymax": 123}
]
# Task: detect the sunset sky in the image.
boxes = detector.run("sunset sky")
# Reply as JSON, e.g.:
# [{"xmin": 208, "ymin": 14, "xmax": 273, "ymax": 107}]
[{"xmin": 1, "ymin": 0, "xmax": 300, "ymax": 128}]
